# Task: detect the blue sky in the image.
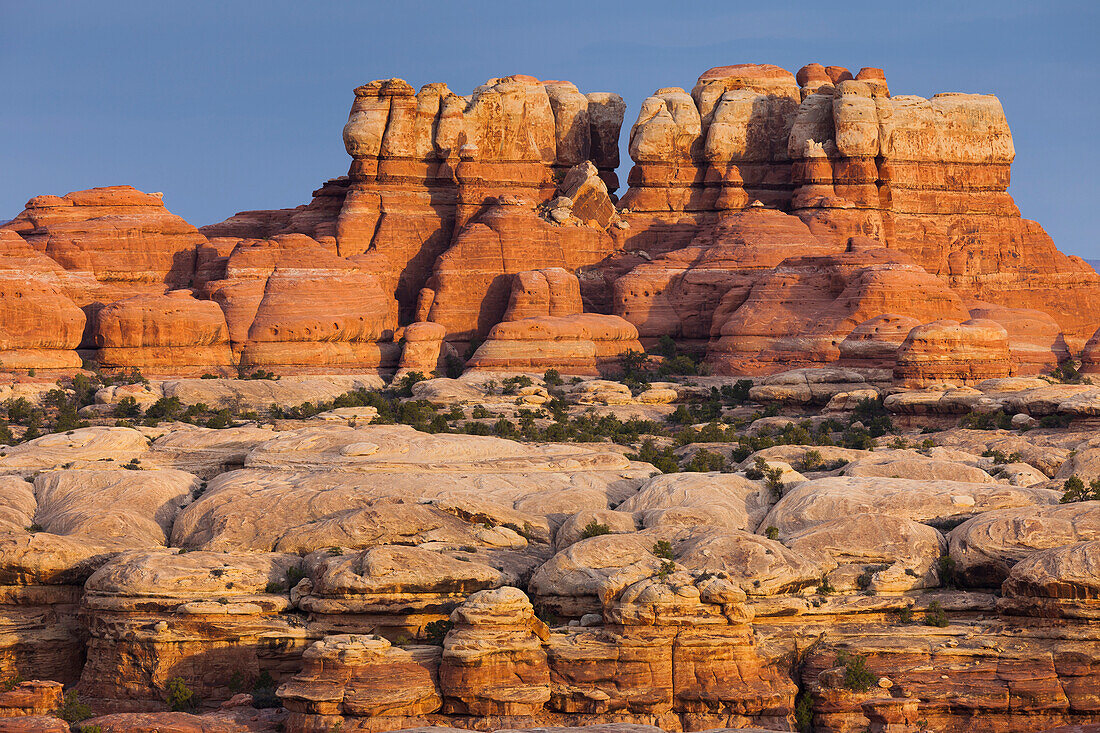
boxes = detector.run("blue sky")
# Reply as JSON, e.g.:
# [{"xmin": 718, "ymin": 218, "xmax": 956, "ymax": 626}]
[{"xmin": 2, "ymin": 1, "xmax": 1097, "ymax": 258}]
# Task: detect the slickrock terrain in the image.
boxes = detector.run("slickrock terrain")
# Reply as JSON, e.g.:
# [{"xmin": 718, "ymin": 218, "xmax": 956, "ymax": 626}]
[
  {"xmin": 1, "ymin": 60, "xmax": 1099, "ymax": 733},
  {"xmin": 0, "ymin": 364, "xmax": 1095, "ymax": 731}
]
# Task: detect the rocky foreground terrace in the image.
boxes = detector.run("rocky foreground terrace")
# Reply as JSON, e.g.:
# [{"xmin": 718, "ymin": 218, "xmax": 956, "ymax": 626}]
[{"xmin": 0, "ymin": 62, "xmax": 1096, "ymax": 733}]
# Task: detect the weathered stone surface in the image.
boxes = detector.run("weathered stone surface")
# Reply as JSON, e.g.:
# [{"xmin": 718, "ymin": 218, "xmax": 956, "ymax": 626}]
[
  {"xmin": 894, "ymin": 319, "xmax": 1012, "ymax": 386},
  {"xmin": 617, "ymin": 473, "xmax": 773, "ymax": 533},
  {"xmin": 786, "ymin": 513, "xmax": 947, "ymax": 592},
  {"xmin": 949, "ymin": 504, "xmax": 1100, "ymax": 587},
  {"xmin": 1002, "ymin": 540, "xmax": 1100, "ymax": 602},
  {"xmin": 79, "ymin": 549, "xmax": 309, "ymax": 704},
  {"xmin": 439, "ymin": 587, "xmax": 550, "ymax": 716},
  {"xmin": 92, "ymin": 291, "xmax": 234, "ymax": 374},
  {"xmin": 761, "ymin": 476, "xmax": 1059, "ymax": 536},
  {"xmin": 278, "ymin": 634, "xmax": 441, "ymax": 725},
  {"xmin": 2, "ymin": 186, "xmax": 205, "ymax": 303}
]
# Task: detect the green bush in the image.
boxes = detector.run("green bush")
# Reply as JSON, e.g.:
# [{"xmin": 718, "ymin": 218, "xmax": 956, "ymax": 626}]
[
  {"xmin": 145, "ymin": 396, "xmax": 183, "ymax": 420},
  {"xmin": 938, "ymin": 554, "xmax": 958, "ymax": 588},
  {"xmin": 425, "ymin": 619, "xmax": 454, "ymax": 646},
  {"xmin": 55, "ymin": 690, "xmax": 93, "ymax": 722},
  {"xmin": 627, "ymin": 439, "xmax": 679, "ymax": 473},
  {"xmin": 580, "ymin": 519, "xmax": 611, "ymax": 538},
  {"xmin": 837, "ymin": 651, "xmax": 876, "ymax": 692},
  {"xmin": 165, "ymin": 676, "xmax": 196, "ymax": 712},
  {"xmin": 652, "ymin": 540, "xmax": 674, "ymax": 560},
  {"xmin": 395, "ymin": 371, "xmax": 427, "ymax": 397},
  {"xmin": 112, "ymin": 396, "xmax": 142, "ymax": 418},
  {"xmin": 683, "ymin": 447, "xmax": 726, "ymax": 472},
  {"xmin": 795, "ymin": 691, "xmax": 814, "ymax": 732},
  {"xmin": 1061, "ymin": 475, "xmax": 1100, "ymax": 503},
  {"xmin": 1052, "ymin": 359, "xmax": 1084, "ymax": 384},
  {"xmin": 501, "ymin": 375, "xmax": 533, "ymax": 395},
  {"xmin": 924, "ymin": 601, "xmax": 949, "ymax": 627},
  {"xmin": 765, "ymin": 526, "xmax": 779, "ymax": 540},
  {"xmin": 542, "ymin": 368, "xmax": 564, "ymax": 386},
  {"xmin": 250, "ymin": 670, "xmax": 279, "ymax": 708}
]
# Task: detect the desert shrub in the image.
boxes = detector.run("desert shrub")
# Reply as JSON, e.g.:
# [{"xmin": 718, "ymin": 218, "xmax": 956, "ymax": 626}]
[
  {"xmin": 683, "ymin": 447, "xmax": 726, "ymax": 472},
  {"xmin": 581, "ymin": 520, "xmax": 611, "ymax": 538},
  {"xmin": 652, "ymin": 540, "xmax": 674, "ymax": 560},
  {"xmin": 72, "ymin": 373, "xmax": 103, "ymax": 407},
  {"xmin": 145, "ymin": 396, "xmax": 182, "ymax": 420},
  {"xmin": 924, "ymin": 601, "xmax": 949, "ymax": 627},
  {"xmin": 543, "ymin": 368, "xmax": 564, "ymax": 386},
  {"xmin": 795, "ymin": 691, "xmax": 814, "ymax": 732},
  {"xmin": 893, "ymin": 606, "xmax": 914, "ymax": 623},
  {"xmin": 765, "ymin": 526, "xmax": 779, "ymax": 540},
  {"xmin": 501, "ymin": 375, "xmax": 533, "ymax": 395},
  {"xmin": 960, "ymin": 409, "xmax": 1014, "ymax": 430},
  {"xmin": 656, "ymin": 559, "xmax": 676, "ymax": 579},
  {"xmin": 112, "ymin": 396, "xmax": 142, "ymax": 418},
  {"xmin": 250, "ymin": 670, "xmax": 279, "ymax": 708},
  {"xmin": 395, "ymin": 371, "xmax": 427, "ymax": 397},
  {"xmin": 1052, "ymin": 359, "xmax": 1084, "ymax": 384},
  {"xmin": 1060, "ymin": 475, "xmax": 1100, "ymax": 503},
  {"xmin": 165, "ymin": 676, "xmax": 197, "ymax": 712},
  {"xmin": 286, "ymin": 566, "xmax": 306, "ymax": 589},
  {"xmin": 657, "ymin": 354, "xmax": 697, "ymax": 377},
  {"xmin": 856, "ymin": 564, "xmax": 889, "ymax": 590},
  {"xmin": 938, "ymin": 554, "xmax": 958, "ymax": 588},
  {"xmin": 55, "ymin": 690, "xmax": 93, "ymax": 722},
  {"xmin": 816, "ymin": 575, "xmax": 835, "ymax": 595},
  {"xmin": 619, "ymin": 349, "xmax": 648, "ymax": 380},
  {"xmin": 627, "ymin": 439, "xmax": 679, "ymax": 473},
  {"xmin": 425, "ymin": 619, "xmax": 453, "ymax": 646},
  {"xmin": 444, "ymin": 353, "xmax": 465, "ymax": 379},
  {"xmin": 837, "ymin": 652, "xmax": 876, "ymax": 692},
  {"xmin": 799, "ymin": 449, "xmax": 824, "ymax": 471}
]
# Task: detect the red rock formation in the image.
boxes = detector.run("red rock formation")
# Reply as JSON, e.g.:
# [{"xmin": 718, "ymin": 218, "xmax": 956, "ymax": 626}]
[
  {"xmin": 425, "ymin": 198, "xmax": 616, "ymax": 342},
  {"xmin": 278, "ymin": 634, "xmax": 441, "ymax": 730},
  {"xmin": 893, "ymin": 319, "xmax": 1013, "ymax": 386},
  {"xmin": 706, "ymin": 240, "xmax": 969, "ymax": 374},
  {"xmin": 336, "ymin": 76, "xmax": 625, "ymax": 327},
  {"xmin": 467, "ymin": 269, "xmax": 642, "ymax": 374},
  {"xmin": 1081, "ymin": 326, "xmax": 1100, "ymax": 375},
  {"xmin": 0, "ymin": 63, "xmax": 1096, "ymax": 379},
  {"xmin": 615, "ymin": 63, "xmax": 1100, "ymax": 357},
  {"xmin": 204, "ymin": 234, "xmax": 399, "ymax": 373},
  {"xmin": 1, "ymin": 186, "xmax": 204, "ymax": 304},
  {"xmin": 438, "ymin": 587, "xmax": 551, "ymax": 716},
  {"xmin": 92, "ymin": 291, "xmax": 234, "ymax": 375}
]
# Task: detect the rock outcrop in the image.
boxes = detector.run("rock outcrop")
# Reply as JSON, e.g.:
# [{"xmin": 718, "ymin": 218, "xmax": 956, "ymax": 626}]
[{"xmin": 1, "ymin": 63, "xmax": 1097, "ymax": 378}]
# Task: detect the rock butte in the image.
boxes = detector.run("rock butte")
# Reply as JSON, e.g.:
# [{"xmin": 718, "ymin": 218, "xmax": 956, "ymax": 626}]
[
  {"xmin": 0, "ymin": 62, "xmax": 1097, "ymax": 382},
  {"xmin": 0, "ymin": 61, "xmax": 1098, "ymax": 733}
]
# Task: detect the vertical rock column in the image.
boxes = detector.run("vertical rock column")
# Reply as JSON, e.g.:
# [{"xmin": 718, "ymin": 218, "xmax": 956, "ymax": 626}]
[{"xmin": 438, "ymin": 587, "xmax": 551, "ymax": 716}]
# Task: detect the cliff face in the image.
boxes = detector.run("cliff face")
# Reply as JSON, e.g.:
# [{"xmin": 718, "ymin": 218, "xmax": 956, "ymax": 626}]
[{"xmin": 1, "ymin": 63, "xmax": 1097, "ymax": 380}]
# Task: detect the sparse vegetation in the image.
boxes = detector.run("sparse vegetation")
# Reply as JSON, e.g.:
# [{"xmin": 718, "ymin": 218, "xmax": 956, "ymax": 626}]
[
  {"xmin": 55, "ymin": 690, "xmax": 93, "ymax": 722},
  {"xmin": 580, "ymin": 519, "xmax": 611, "ymax": 538},
  {"xmin": 924, "ymin": 601, "xmax": 949, "ymax": 627},
  {"xmin": 652, "ymin": 540, "xmax": 674, "ymax": 560},
  {"xmin": 165, "ymin": 676, "xmax": 197, "ymax": 712},
  {"xmin": 837, "ymin": 651, "xmax": 876, "ymax": 692},
  {"xmin": 425, "ymin": 619, "xmax": 454, "ymax": 646},
  {"xmin": 1061, "ymin": 475, "xmax": 1100, "ymax": 503}
]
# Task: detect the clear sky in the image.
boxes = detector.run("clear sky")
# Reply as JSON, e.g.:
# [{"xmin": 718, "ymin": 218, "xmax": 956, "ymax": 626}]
[{"xmin": 2, "ymin": 1, "xmax": 1097, "ymax": 258}]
